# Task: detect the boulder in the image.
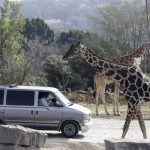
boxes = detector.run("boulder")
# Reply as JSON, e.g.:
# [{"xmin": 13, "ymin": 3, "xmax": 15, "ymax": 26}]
[
  {"xmin": 0, "ymin": 125, "xmax": 47, "ymax": 148},
  {"xmin": 0, "ymin": 144, "xmax": 40, "ymax": 150},
  {"xmin": 105, "ymin": 139, "xmax": 150, "ymax": 150}
]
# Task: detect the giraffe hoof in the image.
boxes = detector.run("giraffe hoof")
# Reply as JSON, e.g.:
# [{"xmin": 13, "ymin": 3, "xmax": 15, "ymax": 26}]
[
  {"xmin": 117, "ymin": 114, "xmax": 121, "ymax": 116},
  {"xmin": 107, "ymin": 113, "xmax": 110, "ymax": 115}
]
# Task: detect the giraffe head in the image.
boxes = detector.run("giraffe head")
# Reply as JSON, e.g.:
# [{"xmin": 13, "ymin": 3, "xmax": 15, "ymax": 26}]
[
  {"xmin": 63, "ymin": 42, "xmax": 86, "ymax": 60},
  {"xmin": 133, "ymin": 57, "xmax": 143, "ymax": 67},
  {"xmin": 141, "ymin": 42, "xmax": 150, "ymax": 55}
]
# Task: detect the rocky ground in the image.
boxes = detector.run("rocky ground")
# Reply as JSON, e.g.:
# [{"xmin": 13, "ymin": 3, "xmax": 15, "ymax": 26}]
[{"xmin": 41, "ymin": 113, "xmax": 150, "ymax": 150}]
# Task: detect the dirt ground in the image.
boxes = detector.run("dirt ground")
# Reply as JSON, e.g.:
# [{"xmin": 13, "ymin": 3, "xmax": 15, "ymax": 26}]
[{"xmin": 41, "ymin": 113, "xmax": 150, "ymax": 150}]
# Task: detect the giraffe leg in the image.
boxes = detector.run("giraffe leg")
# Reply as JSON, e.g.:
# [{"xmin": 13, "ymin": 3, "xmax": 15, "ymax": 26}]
[
  {"xmin": 122, "ymin": 112, "xmax": 132, "ymax": 138},
  {"xmin": 112, "ymin": 97, "xmax": 120, "ymax": 116},
  {"xmin": 112, "ymin": 97, "xmax": 116, "ymax": 116},
  {"xmin": 136, "ymin": 106, "xmax": 147, "ymax": 139},
  {"xmin": 112, "ymin": 83, "xmax": 120, "ymax": 116},
  {"xmin": 94, "ymin": 76, "xmax": 100, "ymax": 116},
  {"xmin": 116, "ymin": 99, "xmax": 120, "ymax": 116},
  {"xmin": 101, "ymin": 86, "xmax": 109, "ymax": 115},
  {"xmin": 122, "ymin": 103, "xmax": 136, "ymax": 138},
  {"xmin": 112, "ymin": 84, "xmax": 116, "ymax": 115},
  {"xmin": 115, "ymin": 83, "xmax": 120, "ymax": 116},
  {"xmin": 95, "ymin": 88, "xmax": 100, "ymax": 116}
]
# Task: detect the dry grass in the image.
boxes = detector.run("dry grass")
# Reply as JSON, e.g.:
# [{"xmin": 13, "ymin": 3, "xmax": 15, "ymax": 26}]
[
  {"xmin": 78, "ymin": 102, "xmax": 150, "ymax": 119},
  {"xmin": 66, "ymin": 91, "xmax": 150, "ymax": 119}
]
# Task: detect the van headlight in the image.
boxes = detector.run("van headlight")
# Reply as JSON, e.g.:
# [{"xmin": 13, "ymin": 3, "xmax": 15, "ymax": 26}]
[{"xmin": 83, "ymin": 114, "xmax": 91, "ymax": 123}]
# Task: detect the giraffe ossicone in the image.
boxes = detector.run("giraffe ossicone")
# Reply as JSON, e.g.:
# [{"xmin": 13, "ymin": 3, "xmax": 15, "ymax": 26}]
[{"xmin": 63, "ymin": 42, "xmax": 150, "ymax": 139}]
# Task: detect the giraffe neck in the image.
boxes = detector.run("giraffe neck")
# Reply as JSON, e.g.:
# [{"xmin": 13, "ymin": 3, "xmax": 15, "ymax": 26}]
[
  {"xmin": 112, "ymin": 45, "xmax": 145, "ymax": 65},
  {"xmin": 80, "ymin": 48, "xmax": 130, "ymax": 81}
]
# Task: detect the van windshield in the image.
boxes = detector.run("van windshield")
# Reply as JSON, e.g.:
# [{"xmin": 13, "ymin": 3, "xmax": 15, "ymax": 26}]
[{"xmin": 55, "ymin": 90, "xmax": 73, "ymax": 106}]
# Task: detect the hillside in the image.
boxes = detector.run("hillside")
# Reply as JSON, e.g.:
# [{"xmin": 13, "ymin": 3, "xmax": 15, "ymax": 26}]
[
  {"xmin": 0, "ymin": 0, "xmax": 127, "ymax": 31},
  {"xmin": 21, "ymin": 0, "xmax": 121, "ymax": 31}
]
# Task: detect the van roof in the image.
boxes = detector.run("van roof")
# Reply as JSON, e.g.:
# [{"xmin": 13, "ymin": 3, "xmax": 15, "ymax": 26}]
[{"xmin": 0, "ymin": 85, "xmax": 59, "ymax": 92}]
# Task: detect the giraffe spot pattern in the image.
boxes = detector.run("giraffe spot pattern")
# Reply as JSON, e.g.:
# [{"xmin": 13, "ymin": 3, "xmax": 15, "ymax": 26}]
[
  {"xmin": 105, "ymin": 70, "xmax": 115, "ymax": 76},
  {"xmin": 95, "ymin": 66, "xmax": 103, "ymax": 71},
  {"xmin": 128, "ymin": 75, "xmax": 137, "ymax": 83},
  {"xmin": 125, "ymin": 94, "xmax": 130, "ymax": 100},
  {"xmin": 143, "ymin": 97, "xmax": 149, "ymax": 101},
  {"xmin": 128, "ymin": 84, "xmax": 137, "ymax": 92},
  {"xmin": 143, "ymin": 83, "xmax": 148, "ymax": 91},
  {"xmin": 136, "ymin": 78, "xmax": 142, "ymax": 87},
  {"xmin": 109, "ymin": 64, "xmax": 115, "ymax": 69},
  {"xmin": 137, "ymin": 72, "xmax": 143, "ymax": 78},
  {"xmin": 145, "ymin": 92, "xmax": 149, "ymax": 97},
  {"xmin": 85, "ymin": 53, "xmax": 88, "ymax": 57},
  {"xmin": 127, "ymin": 91, "xmax": 132, "ymax": 96},
  {"xmin": 129, "ymin": 97, "xmax": 137, "ymax": 105},
  {"xmin": 125, "ymin": 79, "xmax": 129, "ymax": 87},
  {"xmin": 93, "ymin": 56, "xmax": 97, "ymax": 61},
  {"xmin": 98, "ymin": 60, "xmax": 104, "ymax": 66},
  {"xmin": 89, "ymin": 58, "xmax": 93, "ymax": 63},
  {"xmin": 114, "ymin": 74, "xmax": 121, "ymax": 80},
  {"xmin": 129, "ymin": 67, "xmax": 136, "ymax": 73},
  {"xmin": 149, "ymin": 87, "xmax": 150, "ymax": 92},
  {"xmin": 117, "ymin": 69, "xmax": 128, "ymax": 78},
  {"xmin": 104, "ymin": 63, "xmax": 108, "ymax": 68},
  {"xmin": 138, "ymin": 88, "xmax": 144, "ymax": 97},
  {"xmin": 133, "ymin": 92, "xmax": 139, "ymax": 99}
]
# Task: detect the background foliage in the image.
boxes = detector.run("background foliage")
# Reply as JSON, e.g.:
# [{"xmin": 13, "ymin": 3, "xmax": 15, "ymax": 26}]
[{"xmin": 0, "ymin": 0, "xmax": 150, "ymax": 91}]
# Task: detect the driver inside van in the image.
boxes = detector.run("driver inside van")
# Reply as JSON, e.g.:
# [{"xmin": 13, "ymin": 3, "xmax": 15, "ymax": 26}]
[{"xmin": 38, "ymin": 92, "xmax": 49, "ymax": 106}]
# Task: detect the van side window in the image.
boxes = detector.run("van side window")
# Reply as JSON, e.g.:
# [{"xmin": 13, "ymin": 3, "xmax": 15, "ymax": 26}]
[
  {"xmin": 6, "ymin": 90, "xmax": 34, "ymax": 106},
  {"xmin": 0, "ymin": 90, "xmax": 4, "ymax": 105}
]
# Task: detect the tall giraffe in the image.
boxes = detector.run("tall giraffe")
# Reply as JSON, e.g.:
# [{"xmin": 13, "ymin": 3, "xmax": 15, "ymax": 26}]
[
  {"xmin": 63, "ymin": 42, "xmax": 150, "ymax": 139},
  {"xmin": 94, "ymin": 43, "xmax": 150, "ymax": 116}
]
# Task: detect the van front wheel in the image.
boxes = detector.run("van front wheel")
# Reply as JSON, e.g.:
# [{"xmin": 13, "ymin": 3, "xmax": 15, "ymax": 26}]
[{"xmin": 61, "ymin": 121, "xmax": 79, "ymax": 138}]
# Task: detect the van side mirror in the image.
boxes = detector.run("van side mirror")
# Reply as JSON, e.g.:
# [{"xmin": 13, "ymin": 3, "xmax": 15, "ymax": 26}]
[
  {"xmin": 51, "ymin": 98, "xmax": 63, "ymax": 107},
  {"xmin": 55, "ymin": 101, "xmax": 63, "ymax": 107}
]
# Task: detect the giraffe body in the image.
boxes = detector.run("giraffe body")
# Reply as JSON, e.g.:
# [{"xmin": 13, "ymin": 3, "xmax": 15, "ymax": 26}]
[
  {"xmin": 94, "ymin": 72, "xmax": 120, "ymax": 115},
  {"xmin": 63, "ymin": 42, "xmax": 150, "ymax": 139},
  {"xmin": 94, "ymin": 45, "xmax": 147, "ymax": 116}
]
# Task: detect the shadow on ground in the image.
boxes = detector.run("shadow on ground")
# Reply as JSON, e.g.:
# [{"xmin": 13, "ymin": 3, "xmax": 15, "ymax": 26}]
[
  {"xmin": 47, "ymin": 132, "xmax": 85, "ymax": 139},
  {"xmin": 45, "ymin": 132, "xmax": 104, "ymax": 149}
]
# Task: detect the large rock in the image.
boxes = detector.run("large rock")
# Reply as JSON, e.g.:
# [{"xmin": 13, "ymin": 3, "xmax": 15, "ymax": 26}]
[
  {"xmin": 105, "ymin": 139, "xmax": 150, "ymax": 150},
  {"xmin": 0, "ymin": 125, "xmax": 47, "ymax": 148},
  {"xmin": 0, "ymin": 144, "xmax": 41, "ymax": 150}
]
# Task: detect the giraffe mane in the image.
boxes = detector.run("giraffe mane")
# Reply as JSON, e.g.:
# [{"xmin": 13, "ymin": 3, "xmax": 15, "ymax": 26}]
[{"xmin": 112, "ymin": 42, "xmax": 150, "ymax": 61}]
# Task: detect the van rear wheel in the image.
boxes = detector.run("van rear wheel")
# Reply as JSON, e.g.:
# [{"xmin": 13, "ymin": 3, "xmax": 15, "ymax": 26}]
[{"xmin": 61, "ymin": 121, "xmax": 79, "ymax": 138}]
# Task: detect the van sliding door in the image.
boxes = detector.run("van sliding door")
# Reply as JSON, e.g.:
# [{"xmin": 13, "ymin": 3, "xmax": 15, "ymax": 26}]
[{"xmin": 4, "ymin": 90, "xmax": 35, "ymax": 127}]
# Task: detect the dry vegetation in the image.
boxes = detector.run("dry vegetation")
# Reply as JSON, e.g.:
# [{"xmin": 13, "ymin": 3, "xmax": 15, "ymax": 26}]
[{"xmin": 65, "ymin": 91, "xmax": 150, "ymax": 118}]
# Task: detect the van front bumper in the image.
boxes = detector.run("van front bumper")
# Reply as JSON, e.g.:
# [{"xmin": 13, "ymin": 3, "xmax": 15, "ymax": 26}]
[{"xmin": 80, "ymin": 120, "xmax": 92, "ymax": 133}]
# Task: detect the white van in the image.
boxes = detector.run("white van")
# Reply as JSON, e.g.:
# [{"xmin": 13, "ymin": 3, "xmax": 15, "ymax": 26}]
[{"xmin": 0, "ymin": 85, "xmax": 92, "ymax": 138}]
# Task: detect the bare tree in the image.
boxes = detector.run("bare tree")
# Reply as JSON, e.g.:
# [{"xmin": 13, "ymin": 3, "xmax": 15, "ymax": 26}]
[
  {"xmin": 146, "ymin": 0, "xmax": 150, "ymax": 34},
  {"xmin": 90, "ymin": 1, "xmax": 146, "ymax": 54}
]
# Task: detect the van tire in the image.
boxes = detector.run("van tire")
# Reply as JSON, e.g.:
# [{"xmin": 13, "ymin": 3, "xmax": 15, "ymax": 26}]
[{"xmin": 61, "ymin": 121, "xmax": 79, "ymax": 138}]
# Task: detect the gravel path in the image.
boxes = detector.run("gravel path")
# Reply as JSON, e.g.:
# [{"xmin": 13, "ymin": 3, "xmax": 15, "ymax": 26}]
[{"xmin": 42, "ymin": 116, "xmax": 150, "ymax": 150}]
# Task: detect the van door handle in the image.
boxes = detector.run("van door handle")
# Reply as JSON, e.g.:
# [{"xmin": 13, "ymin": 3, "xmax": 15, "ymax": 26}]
[
  {"xmin": 36, "ymin": 111, "xmax": 38, "ymax": 116},
  {"xmin": 31, "ymin": 110, "xmax": 33, "ymax": 115}
]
